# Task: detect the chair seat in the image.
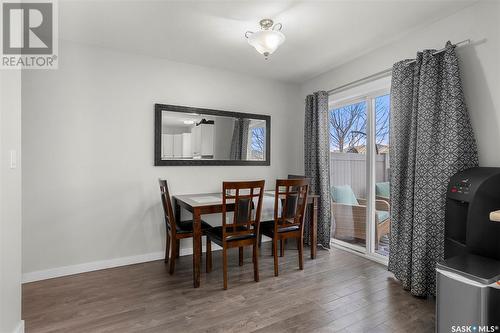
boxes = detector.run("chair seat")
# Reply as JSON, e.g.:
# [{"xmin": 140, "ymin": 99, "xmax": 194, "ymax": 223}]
[
  {"xmin": 168, "ymin": 220, "xmax": 212, "ymax": 234},
  {"xmin": 261, "ymin": 220, "xmax": 300, "ymax": 236},
  {"xmin": 206, "ymin": 226, "xmax": 256, "ymax": 245}
]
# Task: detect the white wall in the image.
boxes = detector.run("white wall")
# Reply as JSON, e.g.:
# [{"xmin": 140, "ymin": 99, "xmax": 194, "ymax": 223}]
[
  {"xmin": 300, "ymin": 1, "xmax": 500, "ymax": 168},
  {"xmin": 0, "ymin": 70, "xmax": 23, "ymax": 332},
  {"xmin": 21, "ymin": 40, "xmax": 301, "ymax": 278}
]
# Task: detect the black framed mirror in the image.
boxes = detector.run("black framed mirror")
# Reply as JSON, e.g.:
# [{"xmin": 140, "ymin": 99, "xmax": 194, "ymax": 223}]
[{"xmin": 154, "ymin": 104, "xmax": 271, "ymax": 166}]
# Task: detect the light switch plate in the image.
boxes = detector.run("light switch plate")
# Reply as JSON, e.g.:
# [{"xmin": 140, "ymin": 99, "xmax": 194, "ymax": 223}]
[{"xmin": 9, "ymin": 150, "xmax": 17, "ymax": 169}]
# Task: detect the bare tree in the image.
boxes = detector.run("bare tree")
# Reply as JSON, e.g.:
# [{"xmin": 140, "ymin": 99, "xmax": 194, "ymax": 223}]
[
  {"xmin": 375, "ymin": 96, "xmax": 390, "ymax": 147},
  {"xmin": 329, "ymin": 96, "xmax": 390, "ymax": 153},
  {"xmin": 251, "ymin": 127, "xmax": 265, "ymax": 159},
  {"xmin": 329, "ymin": 102, "xmax": 366, "ymax": 152}
]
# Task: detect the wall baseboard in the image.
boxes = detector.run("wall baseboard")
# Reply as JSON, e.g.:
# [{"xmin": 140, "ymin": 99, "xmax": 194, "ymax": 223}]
[
  {"xmin": 13, "ymin": 320, "xmax": 24, "ymax": 333},
  {"xmin": 22, "ymin": 247, "xmax": 201, "ymax": 283},
  {"xmin": 22, "ymin": 239, "xmax": 268, "ymax": 283},
  {"xmin": 22, "ymin": 252, "xmax": 166, "ymax": 283}
]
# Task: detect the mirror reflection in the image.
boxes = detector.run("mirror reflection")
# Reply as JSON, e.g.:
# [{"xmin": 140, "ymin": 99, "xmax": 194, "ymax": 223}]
[{"xmin": 161, "ymin": 111, "xmax": 267, "ymax": 161}]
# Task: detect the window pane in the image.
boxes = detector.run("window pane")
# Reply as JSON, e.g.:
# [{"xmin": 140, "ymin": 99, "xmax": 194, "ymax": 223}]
[
  {"xmin": 374, "ymin": 94, "xmax": 390, "ymax": 257},
  {"xmin": 249, "ymin": 127, "xmax": 265, "ymax": 160},
  {"xmin": 329, "ymin": 100, "xmax": 367, "ymax": 251},
  {"xmin": 329, "ymin": 101, "xmax": 367, "ymax": 153},
  {"xmin": 375, "ymin": 94, "xmax": 390, "ymax": 151}
]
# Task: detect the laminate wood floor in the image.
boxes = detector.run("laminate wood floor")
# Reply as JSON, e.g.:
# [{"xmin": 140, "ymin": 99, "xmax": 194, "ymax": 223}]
[{"xmin": 22, "ymin": 244, "xmax": 435, "ymax": 333}]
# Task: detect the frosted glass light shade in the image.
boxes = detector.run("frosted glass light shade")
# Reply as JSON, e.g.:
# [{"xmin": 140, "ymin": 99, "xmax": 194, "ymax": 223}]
[{"xmin": 247, "ymin": 30, "xmax": 285, "ymax": 58}]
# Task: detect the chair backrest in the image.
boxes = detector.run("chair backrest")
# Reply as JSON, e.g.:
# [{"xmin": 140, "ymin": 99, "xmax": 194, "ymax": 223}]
[
  {"xmin": 221, "ymin": 180, "xmax": 265, "ymax": 241},
  {"xmin": 274, "ymin": 178, "xmax": 309, "ymax": 233},
  {"xmin": 158, "ymin": 179, "xmax": 176, "ymax": 232}
]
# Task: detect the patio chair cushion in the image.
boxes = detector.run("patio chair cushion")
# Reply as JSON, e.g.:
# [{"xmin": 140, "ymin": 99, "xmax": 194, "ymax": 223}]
[
  {"xmin": 331, "ymin": 185, "xmax": 359, "ymax": 205},
  {"xmin": 376, "ymin": 210, "xmax": 390, "ymax": 223},
  {"xmin": 376, "ymin": 182, "xmax": 390, "ymax": 198}
]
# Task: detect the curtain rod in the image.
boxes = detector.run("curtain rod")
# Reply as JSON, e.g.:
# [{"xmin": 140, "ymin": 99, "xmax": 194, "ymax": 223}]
[{"xmin": 327, "ymin": 39, "xmax": 471, "ymax": 95}]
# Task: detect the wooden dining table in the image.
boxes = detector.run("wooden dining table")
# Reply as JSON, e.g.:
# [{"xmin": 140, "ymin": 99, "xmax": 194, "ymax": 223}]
[{"xmin": 173, "ymin": 191, "xmax": 319, "ymax": 288}]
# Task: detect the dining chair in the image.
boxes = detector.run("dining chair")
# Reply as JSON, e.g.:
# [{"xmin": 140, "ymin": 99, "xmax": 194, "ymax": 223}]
[
  {"xmin": 267, "ymin": 174, "xmax": 307, "ymax": 253},
  {"xmin": 260, "ymin": 178, "xmax": 309, "ymax": 276},
  {"xmin": 159, "ymin": 179, "xmax": 213, "ymax": 274},
  {"xmin": 206, "ymin": 180, "xmax": 265, "ymax": 290},
  {"xmin": 287, "ymin": 174, "xmax": 306, "ymax": 179}
]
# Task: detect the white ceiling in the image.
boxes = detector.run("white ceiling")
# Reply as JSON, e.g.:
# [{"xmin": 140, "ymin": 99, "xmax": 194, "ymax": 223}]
[{"xmin": 59, "ymin": 0, "xmax": 477, "ymax": 83}]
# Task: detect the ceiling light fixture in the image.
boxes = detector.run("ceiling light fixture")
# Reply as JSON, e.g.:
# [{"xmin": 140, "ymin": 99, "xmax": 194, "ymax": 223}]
[
  {"xmin": 183, "ymin": 120, "xmax": 195, "ymax": 125},
  {"xmin": 245, "ymin": 19, "xmax": 285, "ymax": 60}
]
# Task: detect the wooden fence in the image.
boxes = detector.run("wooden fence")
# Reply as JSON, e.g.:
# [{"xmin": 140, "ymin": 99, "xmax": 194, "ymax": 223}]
[{"xmin": 330, "ymin": 152, "xmax": 389, "ymax": 198}]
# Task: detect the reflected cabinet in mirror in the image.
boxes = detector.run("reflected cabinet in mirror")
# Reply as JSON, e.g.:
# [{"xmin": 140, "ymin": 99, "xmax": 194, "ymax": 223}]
[{"xmin": 154, "ymin": 104, "xmax": 270, "ymax": 166}]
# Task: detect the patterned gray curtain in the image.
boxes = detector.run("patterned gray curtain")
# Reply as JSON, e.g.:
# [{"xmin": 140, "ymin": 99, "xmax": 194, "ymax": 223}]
[
  {"xmin": 304, "ymin": 91, "xmax": 332, "ymax": 248},
  {"xmin": 240, "ymin": 119, "xmax": 250, "ymax": 159},
  {"xmin": 388, "ymin": 42, "xmax": 478, "ymax": 296},
  {"xmin": 229, "ymin": 119, "xmax": 250, "ymax": 160},
  {"xmin": 229, "ymin": 119, "xmax": 241, "ymax": 160}
]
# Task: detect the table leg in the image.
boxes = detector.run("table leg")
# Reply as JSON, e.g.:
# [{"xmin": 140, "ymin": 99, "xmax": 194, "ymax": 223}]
[
  {"xmin": 192, "ymin": 208, "xmax": 202, "ymax": 288},
  {"xmin": 310, "ymin": 197, "xmax": 318, "ymax": 259}
]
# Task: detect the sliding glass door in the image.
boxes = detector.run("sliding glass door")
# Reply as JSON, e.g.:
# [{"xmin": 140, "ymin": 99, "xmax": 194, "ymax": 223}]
[
  {"xmin": 329, "ymin": 100, "xmax": 368, "ymax": 252},
  {"xmin": 374, "ymin": 94, "xmax": 391, "ymax": 257},
  {"xmin": 329, "ymin": 82, "xmax": 391, "ymax": 262}
]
